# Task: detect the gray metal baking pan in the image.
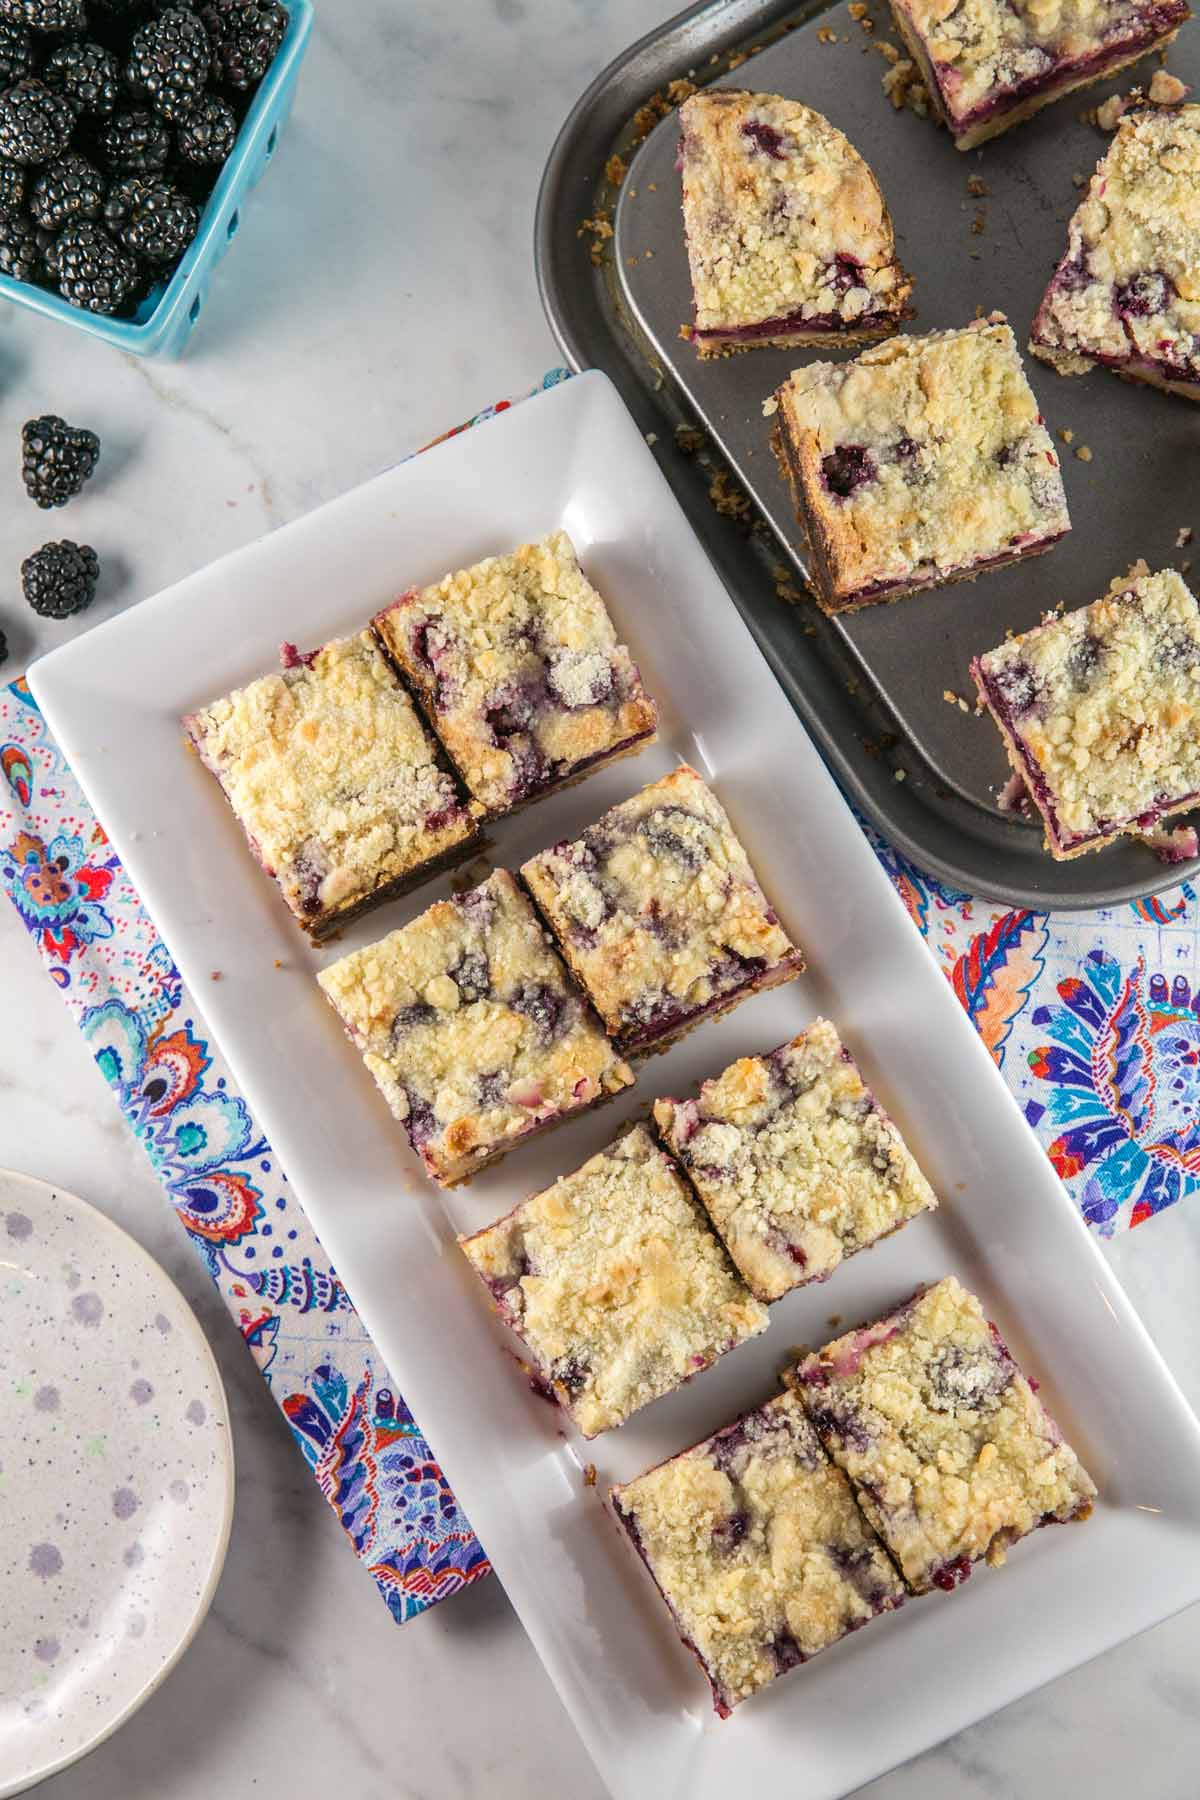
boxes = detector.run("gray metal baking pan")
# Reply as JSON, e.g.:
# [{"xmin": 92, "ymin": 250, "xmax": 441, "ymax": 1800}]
[{"xmin": 536, "ymin": 0, "xmax": 1200, "ymax": 907}]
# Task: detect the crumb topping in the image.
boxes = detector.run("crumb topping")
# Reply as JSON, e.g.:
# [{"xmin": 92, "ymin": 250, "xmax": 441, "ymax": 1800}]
[
  {"xmin": 654, "ymin": 1018, "xmax": 937, "ymax": 1302},
  {"xmin": 1031, "ymin": 104, "xmax": 1200, "ymax": 387},
  {"xmin": 896, "ymin": 0, "xmax": 1188, "ymax": 131},
  {"xmin": 772, "ymin": 316, "xmax": 1070, "ymax": 606},
  {"xmin": 972, "ymin": 563, "xmax": 1200, "ymax": 852},
  {"xmin": 521, "ymin": 765, "xmax": 802, "ymax": 1053},
  {"xmin": 184, "ymin": 632, "xmax": 476, "ymax": 928},
  {"xmin": 373, "ymin": 531, "xmax": 658, "ymax": 816},
  {"xmin": 611, "ymin": 1390, "xmax": 904, "ymax": 1709},
  {"xmin": 677, "ymin": 89, "xmax": 911, "ymax": 340},
  {"xmin": 791, "ymin": 1276, "xmax": 1097, "ymax": 1592},
  {"xmin": 459, "ymin": 1123, "xmax": 768, "ymax": 1436},
  {"xmin": 317, "ymin": 870, "xmax": 633, "ymax": 1184}
]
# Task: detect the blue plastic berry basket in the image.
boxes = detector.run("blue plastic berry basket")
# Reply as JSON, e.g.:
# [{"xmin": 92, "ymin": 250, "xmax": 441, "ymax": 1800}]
[{"xmin": 0, "ymin": 0, "xmax": 313, "ymax": 357}]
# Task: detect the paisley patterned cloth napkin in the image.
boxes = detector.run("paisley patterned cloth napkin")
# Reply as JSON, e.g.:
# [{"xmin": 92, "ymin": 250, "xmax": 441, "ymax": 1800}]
[{"xmin": 1, "ymin": 370, "xmax": 1196, "ymax": 1637}]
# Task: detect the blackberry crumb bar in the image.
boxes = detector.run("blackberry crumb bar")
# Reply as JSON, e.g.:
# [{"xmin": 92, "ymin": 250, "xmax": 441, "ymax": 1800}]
[
  {"xmin": 611, "ymin": 1390, "xmax": 904, "ymax": 1716},
  {"xmin": 1031, "ymin": 103, "xmax": 1200, "ymax": 400},
  {"xmin": 971, "ymin": 562, "xmax": 1200, "ymax": 859},
  {"xmin": 520, "ymin": 765, "xmax": 803, "ymax": 1058},
  {"xmin": 653, "ymin": 1018, "xmax": 937, "ymax": 1303},
  {"xmin": 458, "ymin": 1123, "xmax": 768, "ymax": 1436},
  {"xmin": 677, "ymin": 88, "xmax": 912, "ymax": 356},
  {"xmin": 316, "ymin": 869, "xmax": 633, "ymax": 1185},
  {"xmin": 183, "ymin": 632, "xmax": 479, "ymax": 941},
  {"xmin": 889, "ymin": 0, "xmax": 1189, "ymax": 151},
  {"xmin": 769, "ymin": 315, "xmax": 1071, "ymax": 614},
  {"xmin": 372, "ymin": 531, "xmax": 659, "ymax": 819},
  {"xmin": 790, "ymin": 1276, "xmax": 1097, "ymax": 1594}
]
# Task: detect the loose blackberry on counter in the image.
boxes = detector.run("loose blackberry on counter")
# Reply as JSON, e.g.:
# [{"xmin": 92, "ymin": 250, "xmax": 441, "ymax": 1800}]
[
  {"xmin": 46, "ymin": 217, "xmax": 137, "ymax": 312},
  {"xmin": 22, "ymin": 540, "xmax": 99, "ymax": 618},
  {"xmin": 0, "ymin": 0, "xmax": 86, "ymax": 32},
  {"xmin": 126, "ymin": 6, "xmax": 210, "ymax": 122},
  {"xmin": 29, "ymin": 151, "xmax": 103, "ymax": 229},
  {"xmin": 105, "ymin": 172, "xmax": 197, "ymax": 260},
  {"xmin": 200, "ymin": 0, "xmax": 284, "ymax": 89},
  {"xmin": 43, "ymin": 40, "xmax": 122, "ymax": 117},
  {"xmin": 0, "ymin": 79, "xmax": 77, "ymax": 164},
  {"xmin": 22, "ymin": 414, "xmax": 100, "ymax": 507},
  {"xmin": 175, "ymin": 89, "xmax": 234, "ymax": 163},
  {"xmin": 98, "ymin": 107, "xmax": 172, "ymax": 173},
  {"xmin": 0, "ymin": 209, "xmax": 38, "ymax": 276},
  {"xmin": 0, "ymin": 20, "xmax": 32, "ymax": 86}
]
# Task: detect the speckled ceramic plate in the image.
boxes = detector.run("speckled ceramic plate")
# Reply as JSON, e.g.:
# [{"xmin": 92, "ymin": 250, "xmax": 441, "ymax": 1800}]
[{"xmin": 0, "ymin": 1169, "xmax": 234, "ymax": 1799}]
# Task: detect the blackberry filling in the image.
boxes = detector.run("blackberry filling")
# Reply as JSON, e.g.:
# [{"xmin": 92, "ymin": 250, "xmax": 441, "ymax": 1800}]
[
  {"xmin": 821, "ymin": 444, "xmax": 875, "ymax": 498},
  {"xmin": 1114, "ymin": 269, "xmax": 1175, "ymax": 321},
  {"xmin": 740, "ymin": 119, "xmax": 786, "ymax": 158},
  {"xmin": 511, "ymin": 981, "xmax": 569, "ymax": 1044}
]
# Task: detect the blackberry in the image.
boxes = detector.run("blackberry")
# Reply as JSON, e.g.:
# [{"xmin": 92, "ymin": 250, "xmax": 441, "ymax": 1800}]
[
  {"xmin": 22, "ymin": 413, "xmax": 101, "ymax": 507},
  {"xmin": 0, "ymin": 209, "xmax": 38, "ymax": 277},
  {"xmin": 0, "ymin": 158, "xmax": 24, "ymax": 215},
  {"xmin": 200, "ymin": 0, "xmax": 284, "ymax": 90},
  {"xmin": 175, "ymin": 89, "xmax": 235, "ymax": 163},
  {"xmin": 29, "ymin": 151, "xmax": 104, "ymax": 229},
  {"xmin": 46, "ymin": 218, "xmax": 137, "ymax": 312},
  {"xmin": 0, "ymin": 79, "xmax": 77, "ymax": 164},
  {"xmin": 105, "ymin": 172, "xmax": 196, "ymax": 261},
  {"xmin": 44, "ymin": 41, "xmax": 122, "ymax": 117},
  {"xmin": 0, "ymin": 0, "xmax": 86, "ymax": 31},
  {"xmin": 98, "ymin": 107, "xmax": 170, "ymax": 172},
  {"xmin": 0, "ymin": 20, "xmax": 32, "ymax": 86},
  {"xmin": 22, "ymin": 540, "xmax": 99, "ymax": 618},
  {"xmin": 126, "ymin": 7, "xmax": 209, "ymax": 122}
]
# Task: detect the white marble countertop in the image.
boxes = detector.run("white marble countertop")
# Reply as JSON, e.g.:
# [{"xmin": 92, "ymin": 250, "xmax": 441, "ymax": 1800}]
[{"xmin": 1, "ymin": 3, "xmax": 1197, "ymax": 1796}]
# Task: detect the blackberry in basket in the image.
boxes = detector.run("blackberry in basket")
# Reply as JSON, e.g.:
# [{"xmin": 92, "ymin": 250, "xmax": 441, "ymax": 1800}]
[
  {"xmin": 0, "ymin": 79, "xmax": 77, "ymax": 164},
  {"xmin": 0, "ymin": 207, "xmax": 39, "ymax": 278},
  {"xmin": 175, "ymin": 89, "xmax": 235, "ymax": 163},
  {"xmin": 21, "ymin": 413, "xmax": 100, "ymax": 507},
  {"xmin": 29, "ymin": 151, "xmax": 103, "ymax": 229},
  {"xmin": 126, "ymin": 7, "xmax": 210, "ymax": 122},
  {"xmin": 46, "ymin": 217, "xmax": 137, "ymax": 312},
  {"xmin": 105, "ymin": 172, "xmax": 197, "ymax": 261},
  {"xmin": 199, "ymin": 0, "xmax": 285, "ymax": 89},
  {"xmin": 44, "ymin": 40, "xmax": 122, "ymax": 117},
  {"xmin": 0, "ymin": 0, "xmax": 86, "ymax": 32},
  {"xmin": 0, "ymin": 158, "xmax": 24, "ymax": 216},
  {"xmin": 98, "ymin": 107, "xmax": 171, "ymax": 173},
  {"xmin": 22, "ymin": 539, "xmax": 99, "ymax": 619},
  {"xmin": 0, "ymin": 20, "xmax": 32, "ymax": 86},
  {"xmin": 0, "ymin": 626, "xmax": 8, "ymax": 668}
]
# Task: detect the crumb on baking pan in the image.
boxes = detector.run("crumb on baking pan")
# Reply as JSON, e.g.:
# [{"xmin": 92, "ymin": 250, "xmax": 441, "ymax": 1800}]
[
  {"xmin": 708, "ymin": 470, "xmax": 753, "ymax": 525},
  {"xmin": 1075, "ymin": 444, "xmax": 1093, "ymax": 462},
  {"xmin": 1059, "ymin": 427, "xmax": 1075, "ymax": 443},
  {"xmin": 605, "ymin": 153, "xmax": 627, "ymax": 187},
  {"xmin": 967, "ymin": 173, "xmax": 989, "ymax": 196},
  {"xmin": 630, "ymin": 77, "xmax": 697, "ymax": 142},
  {"xmin": 1149, "ymin": 68, "xmax": 1188, "ymax": 103},
  {"xmin": 674, "ymin": 423, "xmax": 708, "ymax": 455},
  {"xmin": 1176, "ymin": 526, "xmax": 1194, "ymax": 547},
  {"xmin": 582, "ymin": 1462, "xmax": 598, "ymax": 1487}
]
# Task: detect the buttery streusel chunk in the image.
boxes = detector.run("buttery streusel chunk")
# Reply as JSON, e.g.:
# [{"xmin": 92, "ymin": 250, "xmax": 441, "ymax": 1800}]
[
  {"xmin": 520, "ymin": 765, "xmax": 803, "ymax": 1058},
  {"xmin": 654, "ymin": 1019, "xmax": 937, "ymax": 1303},
  {"xmin": 611, "ymin": 1389, "xmax": 904, "ymax": 1716},
  {"xmin": 890, "ymin": 0, "xmax": 1189, "ymax": 151},
  {"xmin": 459, "ymin": 1123, "xmax": 768, "ymax": 1437},
  {"xmin": 184, "ymin": 632, "xmax": 479, "ymax": 941},
  {"xmin": 373, "ymin": 531, "xmax": 658, "ymax": 819},
  {"xmin": 1031, "ymin": 104, "xmax": 1200, "ymax": 401},
  {"xmin": 677, "ymin": 88, "xmax": 912, "ymax": 356},
  {"xmin": 317, "ymin": 870, "xmax": 633, "ymax": 1185},
  {"xmin": 789, "ymin": 1277, "xmax": 1097, "ymax": 1594},
  {"xmin": 971, "ymin": 563, "xmax": 1200, "ymax": 858},
  {"xmin": 770, "ymin": 315, "xmax": 1071, "ymax": 614}
]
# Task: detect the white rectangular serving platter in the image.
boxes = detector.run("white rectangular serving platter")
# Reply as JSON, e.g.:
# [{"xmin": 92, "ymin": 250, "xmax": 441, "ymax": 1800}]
[{"xmin": 30, "ymin": 371, "xmax": 1200, "ymax": 1800}]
